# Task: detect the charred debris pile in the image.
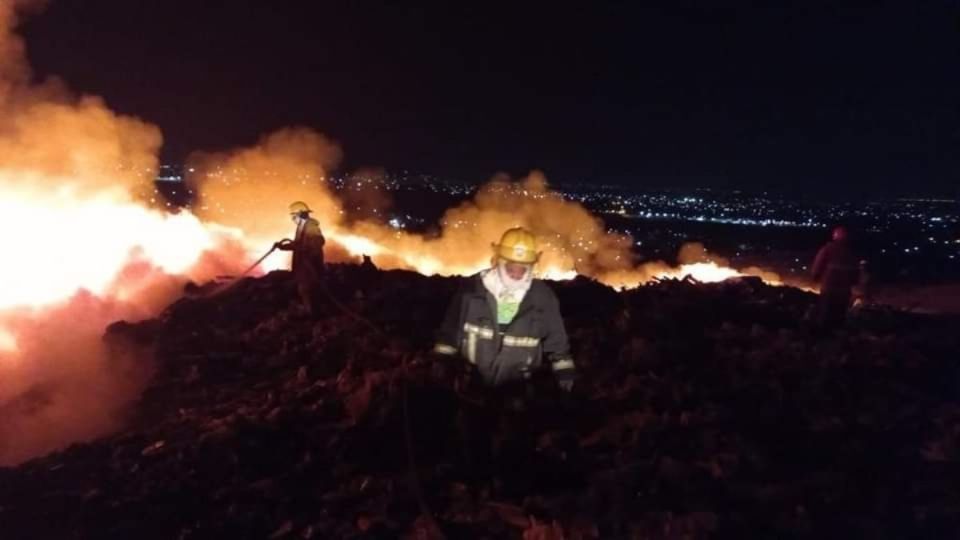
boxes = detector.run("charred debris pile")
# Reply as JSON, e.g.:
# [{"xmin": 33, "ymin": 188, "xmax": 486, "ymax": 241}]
[{"xmin": 2, "ymin": 265, "xmax": 959, "ymax": 539}]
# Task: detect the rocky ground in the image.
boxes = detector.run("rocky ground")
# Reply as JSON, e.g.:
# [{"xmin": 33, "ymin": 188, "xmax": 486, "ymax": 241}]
[{"xmin": 1, "ymin": 264, "xmax": 959, "ymax": 539}]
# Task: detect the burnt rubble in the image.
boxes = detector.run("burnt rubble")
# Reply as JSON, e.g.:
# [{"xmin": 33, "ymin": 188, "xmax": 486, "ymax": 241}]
[{"xmin": 2, "ymin": 265, "xmax": 959, "ymax": 539}]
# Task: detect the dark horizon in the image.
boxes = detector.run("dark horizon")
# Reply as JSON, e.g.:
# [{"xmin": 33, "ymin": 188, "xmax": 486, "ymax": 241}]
[{"xmin": 22, "ymin": 1, "xmax": 960, "ymax": 196}]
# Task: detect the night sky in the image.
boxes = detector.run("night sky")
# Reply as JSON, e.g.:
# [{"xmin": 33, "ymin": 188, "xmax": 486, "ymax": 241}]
[{"xmin": 21, "ymin": 1, "xmax": 960, "ymax": 195}]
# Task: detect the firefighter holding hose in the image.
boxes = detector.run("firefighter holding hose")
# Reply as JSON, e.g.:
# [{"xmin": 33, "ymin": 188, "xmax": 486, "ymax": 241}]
[{"xmin": 276, "ymin": 201, "xmax": 326, "ymax": 317}]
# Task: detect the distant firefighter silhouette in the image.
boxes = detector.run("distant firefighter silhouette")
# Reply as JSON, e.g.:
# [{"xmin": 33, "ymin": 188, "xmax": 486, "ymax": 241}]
[
  {"xmin": 434, "ymin": 227, "xmax": 576, "ymax": 391},
  {"xmin": 276, "ymin": 201, "xmax": 326, "ymax": 317},
  {"xmin": 811, "ymin": 226, "xmax": 861, "ymax": 331}
]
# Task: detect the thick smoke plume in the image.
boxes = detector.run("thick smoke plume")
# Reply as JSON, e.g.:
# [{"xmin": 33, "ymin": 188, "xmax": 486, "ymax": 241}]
[
  {"xmin": 0, "ymin": 0, "xmax": 43, "ymax": 99},
  {"xmin": 349, "ymin": 171, "xmax": 637, "ymax": 277},
  {"xmin": 187, "ymin": 129, "xmax": 344, "ymax": 251},
  {"xmin": 0, "ymin": 1, "xmax": 248, "ymax": 465},
  {"xmin": 186, "ymin": 145, "xmax": 637, "ymax": 278},
  {"xmin": 187, "ymin": 134, "xmax": 782, "ymax": 287}
]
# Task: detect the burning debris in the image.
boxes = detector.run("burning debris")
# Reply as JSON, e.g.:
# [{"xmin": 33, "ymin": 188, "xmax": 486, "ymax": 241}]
[{"xmin": 1, "ymin": 265, "xmax": 958, "ymax": 539}]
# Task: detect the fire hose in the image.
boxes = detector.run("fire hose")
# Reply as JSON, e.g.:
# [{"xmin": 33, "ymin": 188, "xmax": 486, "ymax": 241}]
[
  {"xmin": 199, "ymin": 240, "xmax": 445, "ymax": 535},
  {"xmin": 225, "ymin": 241, "xmax": 443, "ymax": 534},
  {"xmin": 238, "ymin": 240, "xmax": 287, "ymax": 277},
  {"xmin": 201, "ymin": 240, "xmax": 289, "ymax": 298}
]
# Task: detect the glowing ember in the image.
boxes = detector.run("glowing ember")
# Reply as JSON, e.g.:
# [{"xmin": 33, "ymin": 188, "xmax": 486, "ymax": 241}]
[
  {"xmin": 329, "ymin": 232, "xmax": 386, "ymax": 258},
  {"xmin": 540, "ymin": 268, "xmax": 579, "ymax": 281},
  {"xmin": 661, "ymin": 262, "xmax": 744, "ymax": 283},
  {"xmin": 404, "ymin": 256, "xmax": 450, "ymax": 277}
]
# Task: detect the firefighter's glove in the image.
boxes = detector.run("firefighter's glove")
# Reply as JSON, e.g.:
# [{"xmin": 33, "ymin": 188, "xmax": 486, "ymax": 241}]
[
  {"xmin": 429, "ymin": 343, "xmax": 459, "ymax": 384},
  {"xmin": 550, "ymin": 354, "xmax": 577, "ymax": 392}
]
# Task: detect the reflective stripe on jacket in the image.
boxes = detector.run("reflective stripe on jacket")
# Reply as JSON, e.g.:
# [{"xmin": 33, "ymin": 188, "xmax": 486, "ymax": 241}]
[{"xmin": 435, "ymin": 273, "xmax": 573, "ymax": 386}]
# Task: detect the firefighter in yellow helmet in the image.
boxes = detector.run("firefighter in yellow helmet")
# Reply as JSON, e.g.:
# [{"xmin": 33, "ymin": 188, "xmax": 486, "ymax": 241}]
[
  {"xmin": 434, "ymin": 227, "xmax": 576, "ymax": 391},
  {"xmin": 275, "ymin": 201, "xmax": 326, "ymax": 316}
]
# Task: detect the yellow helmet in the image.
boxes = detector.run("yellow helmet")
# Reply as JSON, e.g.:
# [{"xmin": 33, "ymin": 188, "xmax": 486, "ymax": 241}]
[
  {"xmin": 493, "ymin": 227, "xmax": 539, "ymax": 264},
  {"xmin": 289, "ymin": 201, "xmax": 311, "ymax": 214}
]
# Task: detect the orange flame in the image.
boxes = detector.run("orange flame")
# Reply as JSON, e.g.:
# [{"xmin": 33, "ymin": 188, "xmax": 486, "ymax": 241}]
[
  {"xmin": 324, "ymin": 233, "xmax": 782, "ymax": 287},
  {"xmin": 0, "ymin": 176, "xmax": 236, "ymax": 311},
  {"xmin": 666, "ymin": 262, "xmax": 745, "ymax": 283}
]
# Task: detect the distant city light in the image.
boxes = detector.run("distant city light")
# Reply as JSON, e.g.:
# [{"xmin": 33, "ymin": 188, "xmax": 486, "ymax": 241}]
[{"xmin": 147, "ymin": 163, "xmax": 958, "ymax": 281}]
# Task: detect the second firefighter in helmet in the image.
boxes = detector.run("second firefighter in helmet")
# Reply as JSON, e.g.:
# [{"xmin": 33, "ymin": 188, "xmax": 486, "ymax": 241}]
[
  {"xmin": 434, "ymin": 227, "xmax": 575, "ymax": 390},
  {"xmin": 276, "ymin": 201, "xmax": 326, "ymax": 316}
]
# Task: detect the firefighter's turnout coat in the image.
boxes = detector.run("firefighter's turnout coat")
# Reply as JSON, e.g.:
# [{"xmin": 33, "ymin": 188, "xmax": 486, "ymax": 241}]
[
  {"xmin": 291, "ymin": 217, "xmax": 326, "ymax": 279},
  {"xmin": 278, "ymin": 217, "xmax": 326, "ymax": 315},
  {"xmin": 434, "ymin": 272, "xmax": 575, "ymax": 387},
  {"xmin": 810, "ymin": 238, "xmax": 860, "ymax": 327},
  {"xmin": 811, "ymin": 239, "xmax": 859, "ymax": 293}
]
